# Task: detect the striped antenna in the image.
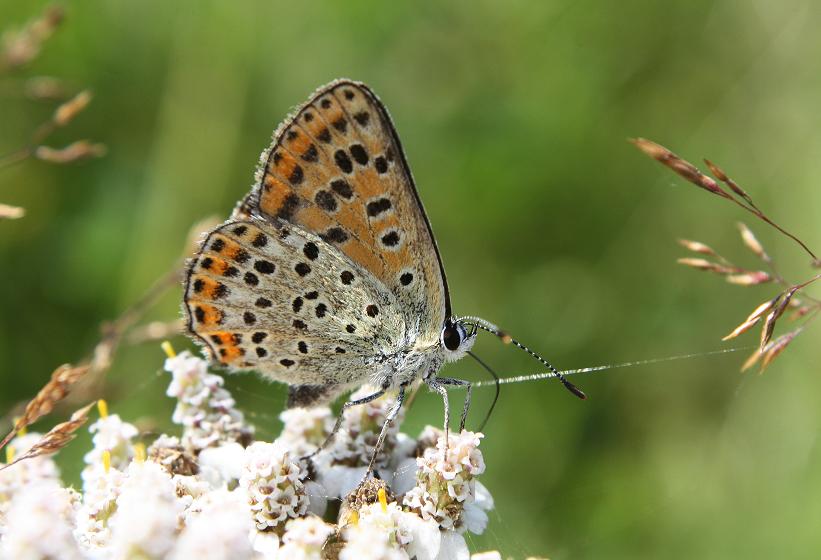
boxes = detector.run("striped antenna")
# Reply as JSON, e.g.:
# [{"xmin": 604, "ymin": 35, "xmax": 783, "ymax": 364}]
[{"xmin": 455, "ymin": 315, "xmax": 587, "ymax": 400}]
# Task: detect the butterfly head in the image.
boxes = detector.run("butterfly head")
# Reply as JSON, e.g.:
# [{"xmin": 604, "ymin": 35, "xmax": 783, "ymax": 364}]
[{"xmin": 440, "ymin": 318, "xmax": 477, "ymax": 362}]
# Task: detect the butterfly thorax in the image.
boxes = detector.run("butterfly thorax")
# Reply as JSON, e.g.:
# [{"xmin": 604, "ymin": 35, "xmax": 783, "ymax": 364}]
[{"xmin": 366, "ymin": 340, "xmax": 445, "ymax": 389}]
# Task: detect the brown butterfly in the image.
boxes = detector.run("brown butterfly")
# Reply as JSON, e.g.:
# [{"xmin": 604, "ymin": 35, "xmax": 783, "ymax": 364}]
[{"xmin": 183, "ymin": 79, "xmax": 584, "ymax": 472}]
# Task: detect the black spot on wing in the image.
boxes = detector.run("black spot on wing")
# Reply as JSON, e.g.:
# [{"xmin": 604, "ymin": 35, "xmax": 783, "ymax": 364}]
[
  {"xmin": 252, "ymin": 233, "xmax": 268, "ymax": 248},
  {"xmin": 334, "ymin": 150, "xmax": 353, "ymax": 173},
  {"xmin": 314, "ymin": 190, "xmax": 338, "ymax": 212},
  {"xmin": 381, "ymin": 230, "xmax": 400, "ymax": 247},
  {"xmin": 366, "ymin": 198, "xmax": 392, "ymax": 217},
  {"xmin": 277, "ymin": 194, "xmax": 300, "ymax": 220},
  {"xmin": 350, "ymin": 144, "xmax": 368, "ymax": 166},
  {"xmin": 254, "ymin": 260, "xmax": 275, "ymax": 274},
  {"xmin": 288, "ymin": 165, "xmax": 304, "ymax": 185},
  {"xmin": 354, "ymin": 111, "xmax": 370, "ymax": 126},
  {"xmin": 303, "ymin": 242, "xmax": 319, "ymax": 260},
  {"xmin": 374, "ymin": 156, "xmax": 388, "ymax": 174},
  {"xmin": 330, "ymin": 179, "xmax": 353, "ymax": 200},
  {"xmin": 252, "ymin": 332, "xmax": 267, "ymax": 343},
  {"xmin": 332, "ymin": 117, "xmax": 348, "ymax": 133},
  {"xmin": 301, "ymin": 144, "xmax": 318, "ymax": 162},
  {"xmin": 320, "ymin": 227, "xmax": 349, "ymax": 244}
]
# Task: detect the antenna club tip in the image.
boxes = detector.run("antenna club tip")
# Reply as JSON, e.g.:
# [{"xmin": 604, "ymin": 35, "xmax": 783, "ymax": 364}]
[
  {"xmin": 499, "ymin": 332, "xmax": 512, "ymax": 344},
  {"xmin": 566, "ymin": 384, "xmax": 587, "ymax": 400}
]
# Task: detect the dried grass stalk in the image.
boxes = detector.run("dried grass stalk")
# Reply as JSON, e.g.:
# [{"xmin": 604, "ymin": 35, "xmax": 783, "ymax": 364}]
[
  {"xmin": 35, "ymin": 140, "xmax": 107, "ymax": 163},
  {"xmin": 631, "ymin": 138, "xmax": 731, "ymax": 199},
  {"xmin": 0, "ymin": 5, "xmax": 64, "ymax": 71},
  {"xmin": 24, "ymin": 75, "xmax": 68, "ymax": 100},
  {"xmin": 760, "ymin": 331, "xmax": 800, "ymax": 372},
  {"xmin": 0, "ymin": 402, "xmax": 94, "ymax": 471},
  {"xmin": 637, "ymin": 137, "xmax": 820, "ymax": 372},
  {"xmin": 723, "ymin": 298, "xmax": 779, "ymax": 341},
  {"xmin": 737, "ymin": 222, "xmax": 767, "ymax": 260},
  {"xmin": 678, "ymin": 239, "xmax": 718, "ymax": 256},
  {"xmin": 676, "ymin": 257, "xmax": 738, "ymax": 275},
  {"xmin": 53, "ymin": 90, "xmax": 92, "ymax": 126},
  {"xmin": 633, "ymin": 137, "xmax": 818, "ymax": 263},
  {"xmin": 725, "ymin": 271, "xmax": 771, "ymax": 286},
  {"xmin": 0, "ymin": 364, "xmax": 89, "ymax": 451},
  {"xmin": 0, "ymin": 203, "xmax": 25, "ymax": 219}
]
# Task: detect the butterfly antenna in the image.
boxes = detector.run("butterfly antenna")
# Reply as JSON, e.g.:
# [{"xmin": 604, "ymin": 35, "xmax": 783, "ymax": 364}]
[
  {"xmin": 457, "ymin": 316, "xmax": 587, "ymax": 400},
  {"xmin": 467, "ymin": 351, "xmax": 500, "ymax": 432}
]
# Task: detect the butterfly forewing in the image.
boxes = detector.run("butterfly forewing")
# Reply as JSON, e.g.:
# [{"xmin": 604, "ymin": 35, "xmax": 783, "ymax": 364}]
[
  {"xmin": 184, "ymin": 219, "xmax": 406, "ymax": 388},
  {"xmin": 242, "ymin": 80, "xmax": 447, "ymax": 343}
]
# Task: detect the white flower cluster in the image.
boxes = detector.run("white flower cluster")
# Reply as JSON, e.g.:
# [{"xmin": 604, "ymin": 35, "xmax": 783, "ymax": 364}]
[
  {"xmin": 404, "ymin": 429, "xmax": 494, "ymax": 533},
  {"xmin": 165, "ymin": 351, "xmax": 254, "ymax": 451},
  {"xmin": 0, "ymin": 349, "xmax": 503, "ymax": 560},
  {"xmin": 275, "ymin": 406, "xmax": 333, "ymax": 457},
  {"xmin": 0, "ymin": 432, "xmax": 61, "ymax": 517},
  {"xmin": 241, "ymin": 441, "xmax": 326, "ymax": 530}
]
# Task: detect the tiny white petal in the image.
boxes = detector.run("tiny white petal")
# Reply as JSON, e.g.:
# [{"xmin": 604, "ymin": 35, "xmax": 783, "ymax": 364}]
[
  {"xmin": 436, "ymin": 531, "xmax": 469, "ymax": 560},
  {"xmin": 470, "ymin": 552, "xmax": 502, "ymax": 560},
  {"xmin": 462, "ymin": 502, "xmax": 489, "ymax": 535}
]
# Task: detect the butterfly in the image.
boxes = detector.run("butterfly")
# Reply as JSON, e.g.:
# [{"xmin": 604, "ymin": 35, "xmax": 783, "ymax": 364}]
[{"xmin": 183, "ymin": 79, "xmax": 584, "ymax": 471}]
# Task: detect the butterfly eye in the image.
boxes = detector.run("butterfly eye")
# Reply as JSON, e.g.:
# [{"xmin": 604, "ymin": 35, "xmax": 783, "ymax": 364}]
[{"xmin": 441, "ymin": 321, "xmax": 466, "ymax": 352}]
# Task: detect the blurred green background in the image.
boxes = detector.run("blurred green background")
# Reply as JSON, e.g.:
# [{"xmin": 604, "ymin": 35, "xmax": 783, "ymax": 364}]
[{"xmin": 2, "ymin": 1, "xmax": 820, "ymax": 558}]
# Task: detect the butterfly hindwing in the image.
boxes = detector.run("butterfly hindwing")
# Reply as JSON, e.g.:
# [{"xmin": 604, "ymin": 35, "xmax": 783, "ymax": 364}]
[
  {"xmin": 184, "ymin": 219, "xmax": 406, "ymax": 388},
  {"xmin": 239, "ymin": 80, "xmax": 448, "ymax": 344}
]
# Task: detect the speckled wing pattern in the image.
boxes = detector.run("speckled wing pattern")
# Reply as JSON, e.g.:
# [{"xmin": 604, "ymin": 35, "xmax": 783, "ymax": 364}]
[
  {"xmin": 238, "ymin": 80, "xmax": 448, "ymax": 336},
  {"xmin": 184, "ymin": 80, "xmax": 449, "ymax": 399},
  {"xmin": 184, "ymin": 220, "xmax": 404, "ymax": 386}
]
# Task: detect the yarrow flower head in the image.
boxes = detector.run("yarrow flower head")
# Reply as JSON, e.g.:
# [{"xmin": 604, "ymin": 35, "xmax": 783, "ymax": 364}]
[
  {"xmin": 83, "ymin": 410, "xmax": 138, "ymax": 472},
  {"xmin": 275, "ymin": 515, "xmax": 335, "ymax": 560},
  {"xmin": 107, "ymin": 459, "xmax": 183, "ymax": 559},
  {"xmin": 0, "ymin": 347, "xmax": 503, "ymax": 559},
  {"xmin": 170, "ymin": 488, "xmax": 254, "ymax": 560},
  {"xmin": 164, "ymin": 350, "xmax": 254, "ymax": 452},
  {"xmin": 341, "ymin": 521, "xmax": 409, "ymax": 560},
  {"xmin": 403, "ymin": 428, "xmax": 491, "ymax": 533},
  {"xmin": 0, "ymin": 480, "xmax": 82, "ymax": 560},
  {"xmin": 276, "ymin": 406, "xmax": 333, "ymax": 457},
  {"xmin": 0, "ymin": 432, "xmax": 60, "ymax": 517},
  {"xmin": 350, "ymin": 498, "xmax": 441, "ymax": 560},
  {"xmin": 240, "ymin": 441, "xmax": 311, "ymax": 531}
]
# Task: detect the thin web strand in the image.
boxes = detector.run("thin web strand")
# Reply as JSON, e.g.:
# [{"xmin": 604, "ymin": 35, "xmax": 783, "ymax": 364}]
[{"xmin": 469, "ymin": 346, "xmax": 751, "ymax": 388}]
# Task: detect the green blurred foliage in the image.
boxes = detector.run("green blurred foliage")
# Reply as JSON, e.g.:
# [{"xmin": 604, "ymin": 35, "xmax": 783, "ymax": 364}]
[{"xmin": 1, "ymin": 1, "xmax": 820, "ymax": 557}]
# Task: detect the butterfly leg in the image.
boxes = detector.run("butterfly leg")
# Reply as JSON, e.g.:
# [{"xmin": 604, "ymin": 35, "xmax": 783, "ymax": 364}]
[
  {"xmin": 437, "ymin": 377, "xmax": 472, "ymax": 432},
  {"xmin": 364, "ymin": 383, "xmax": 408, "ymax": 478},
  {"xmin": 425, "ymin": 377, "xmax": 451, "ymax": 450},
  {"xmin": 304, "ymin": 387, "xmax": 387, "ymax": 461}
]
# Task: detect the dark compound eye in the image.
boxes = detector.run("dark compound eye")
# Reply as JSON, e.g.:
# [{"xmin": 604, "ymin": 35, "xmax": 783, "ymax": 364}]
[{"xmin": 442, "ymin": 321, "xmax": 465, "ymax": 352}]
